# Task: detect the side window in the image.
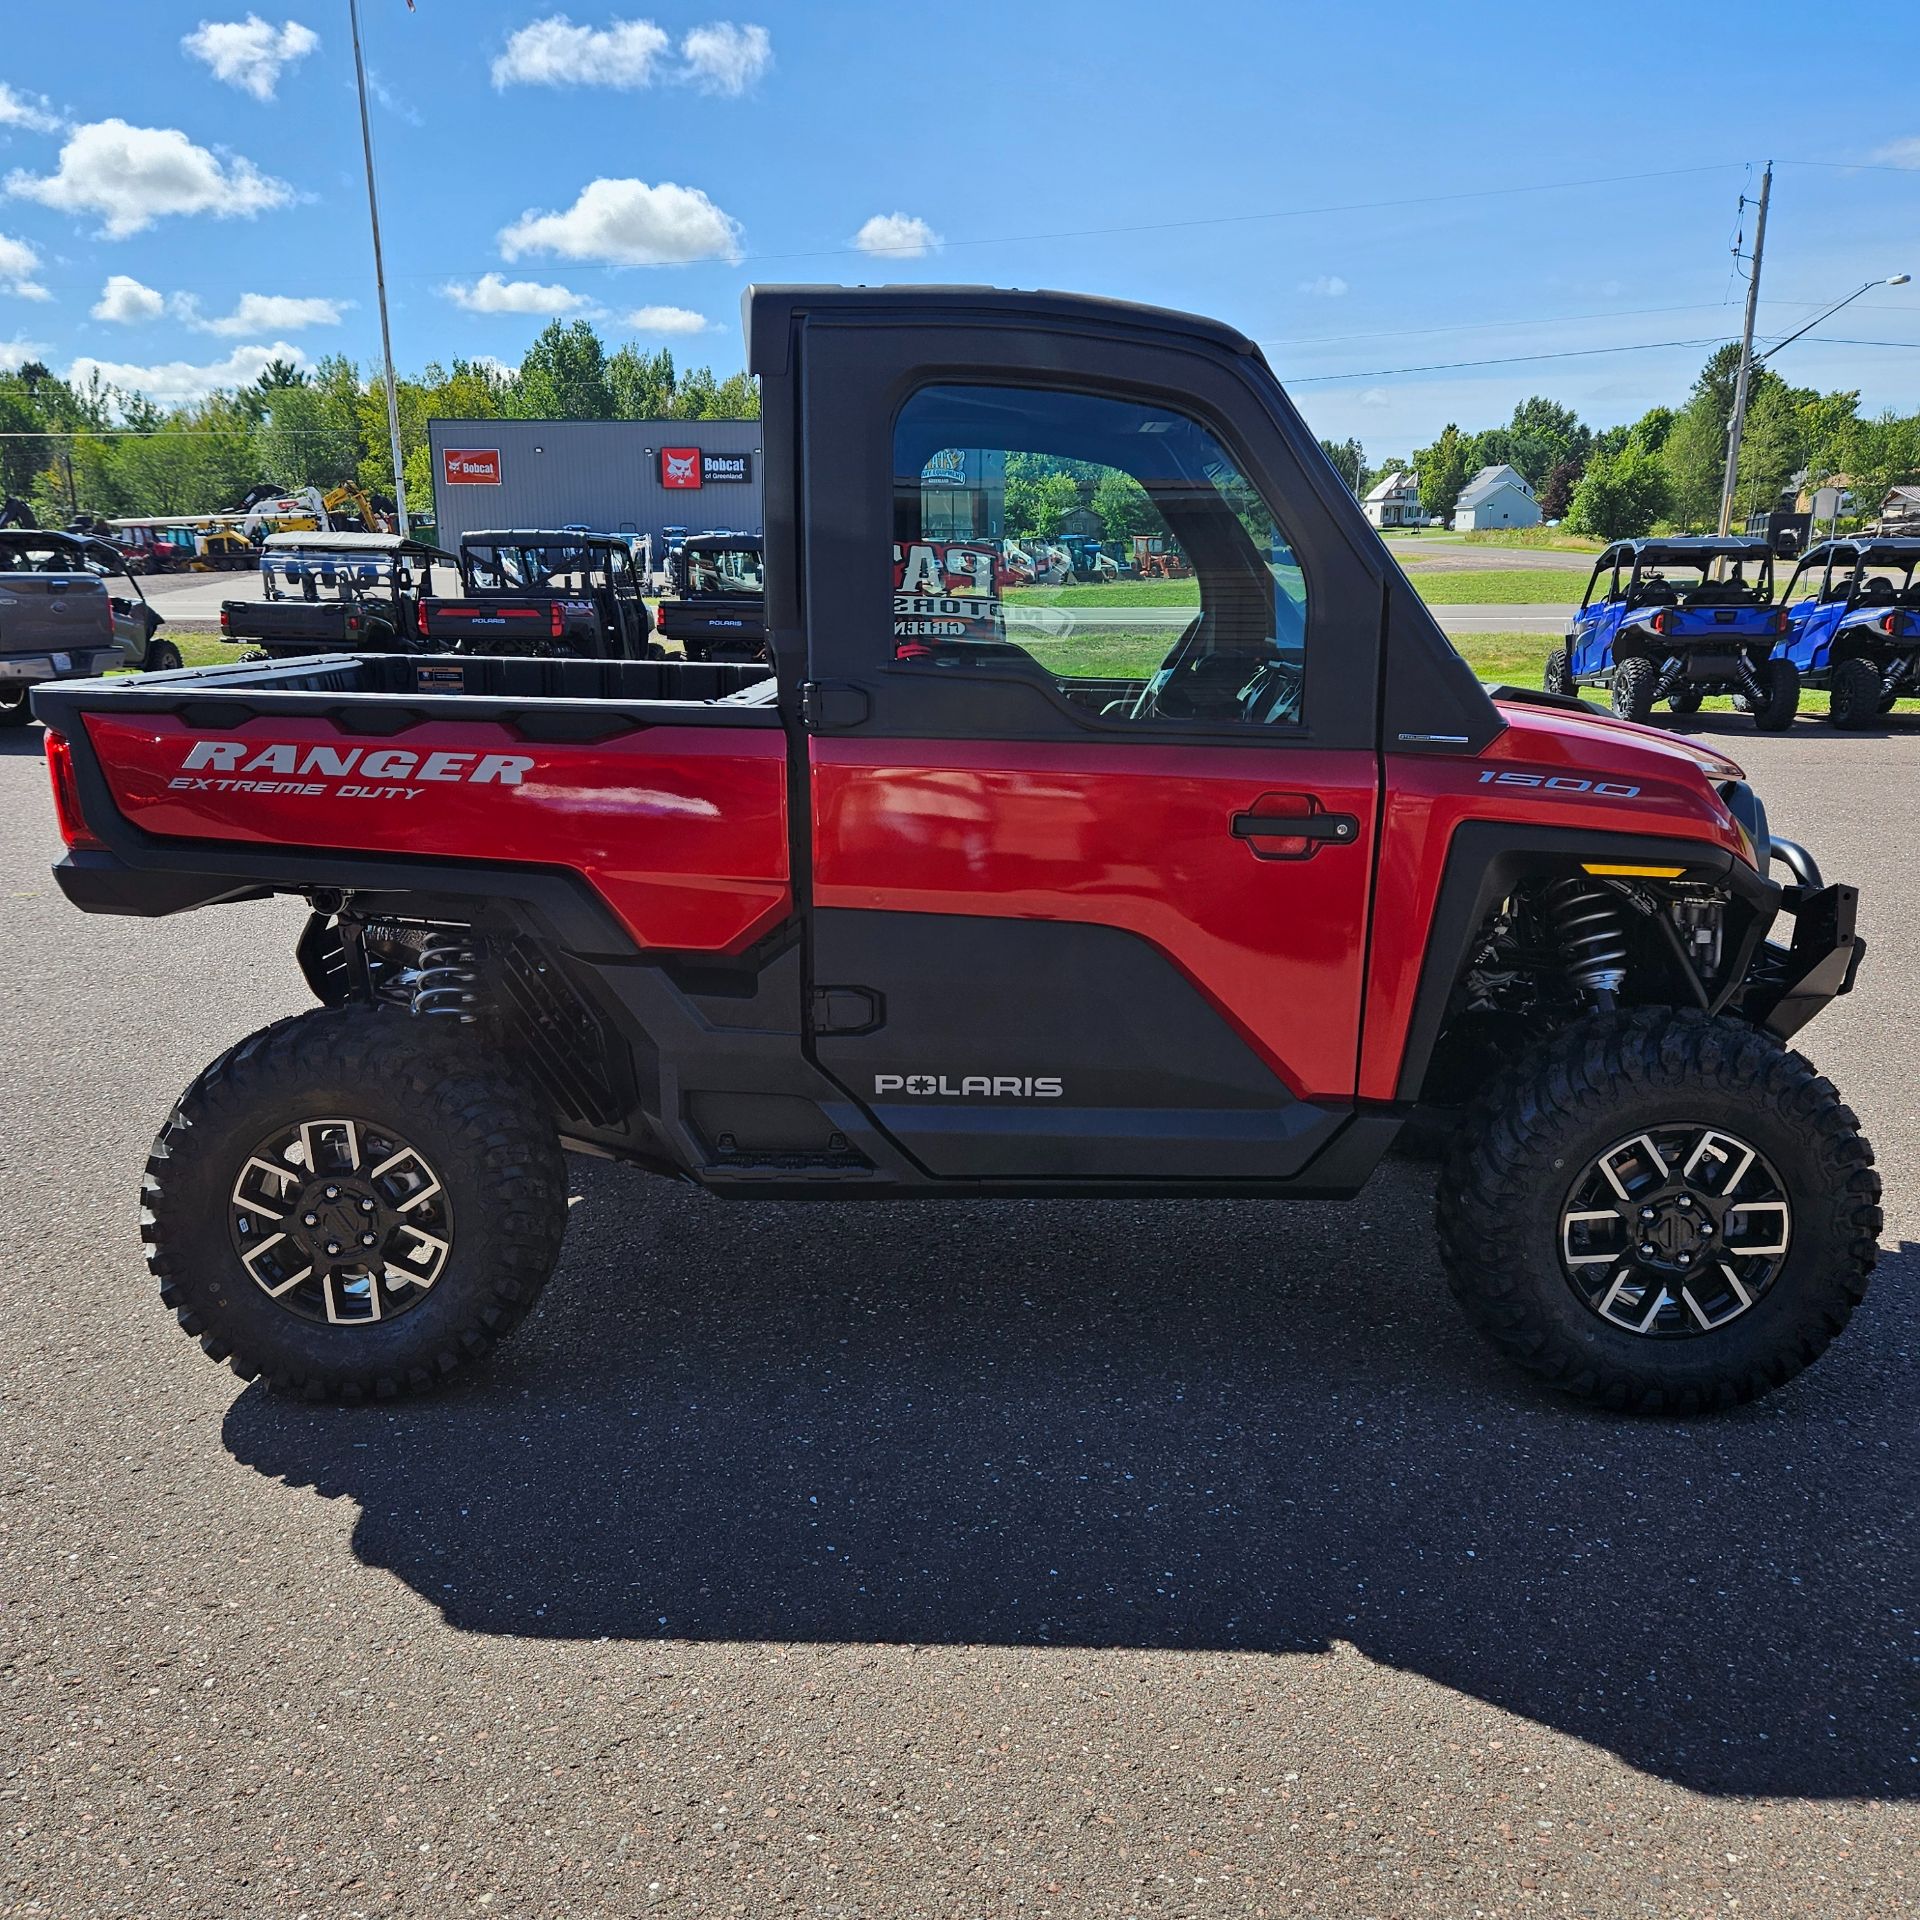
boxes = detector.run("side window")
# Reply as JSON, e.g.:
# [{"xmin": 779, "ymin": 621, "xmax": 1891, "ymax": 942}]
[{"xmin": 891, "ymin": 384, "xmax": 1309, "ymax": 728}]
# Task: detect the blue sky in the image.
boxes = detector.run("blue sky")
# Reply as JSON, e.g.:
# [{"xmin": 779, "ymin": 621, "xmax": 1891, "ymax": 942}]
[{"xmin": 0, "ymin": 0, "xmax": 1916, "ymax": 457}]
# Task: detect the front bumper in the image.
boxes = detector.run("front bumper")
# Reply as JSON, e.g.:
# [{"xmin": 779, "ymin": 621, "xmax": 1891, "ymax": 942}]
[{"xmin": 1746, "ymin": 855, "xmax": 1864, "ymax": 1040}]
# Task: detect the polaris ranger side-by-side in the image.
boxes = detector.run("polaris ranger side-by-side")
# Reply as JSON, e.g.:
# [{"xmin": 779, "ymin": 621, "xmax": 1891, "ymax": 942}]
[
  {"xmin": 418, "ymin": 529, "xmax": 658, "ymax": 659},
  {"xmin": 221, "ymin": 532, "xmax": 458, "ymax": 661},
  {"xmin": 35, "ymin": 286, "xmax": 1878, "ymax": 1411},
  {"xmin": 1547, "ymin": 536, "xmax": 1797, "ymax": 728},
  {"xmin": 653, "ymin": 532, "xmax": 766, "ymax": 661}
]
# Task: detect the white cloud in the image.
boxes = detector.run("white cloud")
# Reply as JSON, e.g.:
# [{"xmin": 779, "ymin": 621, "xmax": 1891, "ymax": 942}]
[
  {"xmin": 1299, "ymin": 274, "xmax": 1349, "ymax": 298},
  {"xmin": 0, "ymin": 84, "xmax": 62, "ymax": 135},
  {"xmin": 1359, "ymin": 386, "xmax": 1391, "ymax": 408},
  {"xmin": 443, "ymin": 272, "xmax": 594, "ymax": 315},
  {"xmin": 68, "ymin": 339, "xmax": 311, "ymax": 407},
  {"xmin": 491, "ymin": 15, "xmax": 772, "ymax": 93},
  {"xmin": 852, "ymin": 211, "xmax": 938, "ymax": 258},
  {"xmin": 680, "ymin": 22, "xmax": 770, "ymax": 93},
  {"xmin": 501, "ymin": 177, "xmax": 741, "ymax": 266},
  {"xmin": 1871, "ymin": 136, "xmax": 1920, "ymax": 166},
  {"xmin": 0, "ymin": 233, "xmax": 47, "ymax": 299},
  {"xmin": 492, "ymin": 15, "xmax": 669, "ymax": 89},
  {"xmin": 471, "ymin": 354, "xmax": 517, "ymax": 380},
  {"xmin": 625, "ymin": 304, "xmax": 710, "ymax": 334},
  {"xmin": 182, "ymin": 16, "xmax": 321, "ymax": 101},
  {"xmin": 185, "ymin": 291, "xmax": 346, "ymax": 335},
  {"xmin": 0, "ymin": 337, "xmax": 44, "ymax": 371},
  {"xmin": 8, "ymin": 119, "xmax": 292, "ymax": 238},
  {"xmin": 93, "ymin": 274, "xmax": 167, "ymax": 325}
]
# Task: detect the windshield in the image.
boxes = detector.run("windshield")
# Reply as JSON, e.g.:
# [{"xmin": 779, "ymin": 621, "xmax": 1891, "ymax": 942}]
[
  {"xmin": 681, "ymin": 547, "xmax": 763, "ymax": 596},
  {"xmin": 462, "ymin": 542, "xmax": 612, "ymax": 593},
  {"xmin": 262, "ymin": 548, "xmax": 398, "ymax": 601}
]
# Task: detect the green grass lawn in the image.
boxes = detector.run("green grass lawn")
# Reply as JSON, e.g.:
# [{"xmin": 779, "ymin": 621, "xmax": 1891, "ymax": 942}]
[
  {"xmin": 1002, "ymin": 581, "xmax": 1199, "ymax": 608},
  {"xmin": 1398, "ymin": 568, "xmax": 1582, "ymax": 605}
]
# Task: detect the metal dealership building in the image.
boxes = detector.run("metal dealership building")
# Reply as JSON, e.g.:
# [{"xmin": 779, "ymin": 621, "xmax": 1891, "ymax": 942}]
[{"xmin": 426, "ymin": 418, "xmax": 763, "ymax": 549}]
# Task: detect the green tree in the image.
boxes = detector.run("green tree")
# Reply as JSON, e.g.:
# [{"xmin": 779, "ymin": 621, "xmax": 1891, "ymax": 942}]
[
  {"xmin": 1413, "ymin": 423, "xmax": 1471, "ymax": 526},
  {"xmin": 1092, "ymin": 468, "xmax": 1156, "ymax": 545},
  {"xmin": 609, "ymin": 344, "xmax": 677, "ymax": 419},
  {"xmin": 1318, "ymin": 436, "xmax": 1366, "ymax": 495},
  {"xmin": 513, "ymin": 320, "xmax": 612, "ymax": 420},
  {"xmin": 1537, "ymin": 457, "xmax": 1583, "ymax": 521},
  {"xmin": 1567, "ymin": 444, "xmax": 1672, "ymax": 540},
  {"xmin": 1003, "ymin": 456, "xmax": 1083, "ymax": 540}
]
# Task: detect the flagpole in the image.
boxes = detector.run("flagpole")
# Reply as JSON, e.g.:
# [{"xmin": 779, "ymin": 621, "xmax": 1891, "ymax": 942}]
[{"xmin": 348, "ymin": 0, "xmax": 409, "ymax": 535}]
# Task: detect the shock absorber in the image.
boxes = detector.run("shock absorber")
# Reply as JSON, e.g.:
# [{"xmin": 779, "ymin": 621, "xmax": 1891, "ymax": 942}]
[
  {"xmin": 410, "ymin": 930, "xmax": 486, "ymax": 1023},
  {"xmin": 1542, "ymin": 878, "xmax": 1628, "ymax": 1006}
]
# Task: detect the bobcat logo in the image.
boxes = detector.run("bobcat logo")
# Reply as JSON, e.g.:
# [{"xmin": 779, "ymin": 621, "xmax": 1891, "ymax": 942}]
[{"xmin": 660, "ymin": 446, "xmax": 702, "ymax": 489}]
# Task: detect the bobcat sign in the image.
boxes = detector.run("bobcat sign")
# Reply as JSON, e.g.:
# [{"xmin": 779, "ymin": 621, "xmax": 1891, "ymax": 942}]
[{"xmin": 660, "ymin": 447, "xmax": 756, "ymax": 489}]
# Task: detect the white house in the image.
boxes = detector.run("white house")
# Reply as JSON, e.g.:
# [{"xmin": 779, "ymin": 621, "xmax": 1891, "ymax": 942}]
[
  {"xmin": 1451, "ymin": 463, "xmax": 1541, "ymax": 532},
  {"xmin": 1363, "ymin": 470, "xmax": 1424, "ymax": 529}
]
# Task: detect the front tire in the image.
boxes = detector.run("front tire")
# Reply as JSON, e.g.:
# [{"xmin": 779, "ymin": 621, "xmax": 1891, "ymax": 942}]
[
  {"xmin": 1610, "ymin": 656, "xmax": 1659, "ymax": 724},
  {"xmin": 1751, "ymin": 657, "xmax": 1801, "ymax": 732},
  {"xmin": 1829, "ymin": 656, "xmax": 1880, "ymax": 730},
  {"xmin": 143, "ymin": 1007, "xmax": 569, "ymax": 1399},
  {"xmin": 1436, "ymin": 1009, "xmax": 1880, "ymax": 1411},
  {"xmin": 1543, "ymin": 648, "xmax": 1572, "ymax": 697}
]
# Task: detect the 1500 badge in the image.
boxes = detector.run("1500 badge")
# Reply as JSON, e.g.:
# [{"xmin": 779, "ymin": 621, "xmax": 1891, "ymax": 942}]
[{"xmin": 1478, "ymin": 770, "xmax": 1641, "ymax": 797}]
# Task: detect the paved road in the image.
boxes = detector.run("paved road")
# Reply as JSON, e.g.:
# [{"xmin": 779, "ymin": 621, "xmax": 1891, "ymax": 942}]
[
  {"xmin": 2, "ymin": 711, "xmax": 1915, "ymax": 1917},
  {"xmin": 1430, "ymin": 604, "xmax": 1571, "ymax": 635}
]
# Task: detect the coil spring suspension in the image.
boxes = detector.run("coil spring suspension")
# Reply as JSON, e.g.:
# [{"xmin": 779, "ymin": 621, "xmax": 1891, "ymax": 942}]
[
  {"xmin": 1542, "ymin": 878, "xmax": 1627, "ymax": 1002},
  {"xmin": 410, "ymin": 931, "xmax": 486, "ymax": 1023}
]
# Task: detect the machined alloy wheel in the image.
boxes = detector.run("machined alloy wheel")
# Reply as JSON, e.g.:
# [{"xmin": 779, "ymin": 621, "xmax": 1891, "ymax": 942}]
[
  {"xmin": 228, "ymin": 1116, "xmax": 454, "ymax": 1327},
  {"xmin": 1558, "ymin": 1123, "xmax": 1789, "ymax": 1336}
]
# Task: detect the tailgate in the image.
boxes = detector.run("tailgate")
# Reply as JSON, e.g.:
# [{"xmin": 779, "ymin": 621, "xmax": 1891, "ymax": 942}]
[
  {"xmin": 70, "ymin": 702, "xmax": 792, "ymax": 953},
  {"xmin": 420, "ymin": 596, "xmax": 577, "ymax": 642},
  {"xmin": 0, "ymin": 573, "xmax": 113, "ymax": 656},
  {"xmin": 224, "ymin": 600, "xmax": 363, "ymax": 645}
]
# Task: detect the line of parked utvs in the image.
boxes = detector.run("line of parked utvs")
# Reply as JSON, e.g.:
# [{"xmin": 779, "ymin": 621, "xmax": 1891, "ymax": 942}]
[
  {"xmin": 1547, "ymin": 532, "xmax": 1920, "ymax": 730},
  {"xmin": 221, "ymin": 526, "xmax": 768, "ymax": 667}
]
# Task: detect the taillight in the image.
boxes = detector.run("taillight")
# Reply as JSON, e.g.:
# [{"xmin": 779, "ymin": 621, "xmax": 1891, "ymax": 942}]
[
  {"xmin": 1652, "ymin": 611, "xmax": 1668, "ymax": 635},
  {"xmin": 550, "ymin": 602, "xmax": 564, "ymax": 639},
  {"xmin": 1883, "ymin": 612, "xmax": 1899, "ymax": 635},
  {"xmin": 346, "ymin": 615, "xmax": 361, "ymax": 633},
  {"xmin": 219, "ymin": 607, "xmax": 230, "ymax": 632},
  {"xmin": 43, "ymin": 731, "xmax": 105, "ymax": 851},
  {"xmin": 417, "ymin": 600, "xmax": 429, "ymax": 635},
  {"xmin": 1775, "ymin": 609, "xmax": 1789, "ymax": 633}
]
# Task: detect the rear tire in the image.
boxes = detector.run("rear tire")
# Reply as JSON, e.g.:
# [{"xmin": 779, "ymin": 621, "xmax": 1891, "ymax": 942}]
[
  {"xmin": 143, "ymin": 639, "xmax": 182, "ymax": 674},
  {"xmin": 1751, "ymin": 657, "xmax": 1800, "ymax": 732},
  {"xmin": 1436, "ymin": 1009, "xmax": 1880, "ymax": 1411},
  {"xmin": 1610, "ymin": 656, "xmax": 1659, "ymax": 724},
  {"xmin": 1829, "ymin": 656, "xmax": 1880, "ymax": 730},
  {"xmin": 0, "ymin": 684, "xmax": 29, "ymax": 727},
  {"xmin": 1543, "ymin": 648, "xmax": 1572, "ymax": 697},
  {"xmin": 143, "ymin": 1006, "xmax": 569, "ymax": 1400}
]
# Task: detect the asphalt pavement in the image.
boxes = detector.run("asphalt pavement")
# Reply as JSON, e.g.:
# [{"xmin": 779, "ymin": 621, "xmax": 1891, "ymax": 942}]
[{"xmin": 2, "ymin": 709, "xmax": 1915, "ymax": 1917}]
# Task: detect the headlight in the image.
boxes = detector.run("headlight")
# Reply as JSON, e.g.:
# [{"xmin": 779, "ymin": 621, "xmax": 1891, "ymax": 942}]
[{"xmin": 1718, "ymin": 779, "xmax": 1770, "ymax": 873}]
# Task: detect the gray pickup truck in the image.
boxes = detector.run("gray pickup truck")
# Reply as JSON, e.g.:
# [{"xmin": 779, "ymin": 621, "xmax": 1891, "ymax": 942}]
[{"xmin": 0, "ymin": 529, "xmax": 172, "ymax": 726}]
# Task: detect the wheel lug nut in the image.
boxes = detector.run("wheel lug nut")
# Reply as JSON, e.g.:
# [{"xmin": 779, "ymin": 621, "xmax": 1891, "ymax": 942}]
[
  {"xmin": 361, "ymin": 1233, "xmax": 377, "ymax": 1248},
  {"xmin": 1677, "ymin": 1196, "xmax": 1693, "ymax": 1210},
  {"xmin": 303, "ymin": 1212, "xmax": 319, "ymax": 1227},
  {"xmin": 325, "ymin": 1240, "xmax": 341, "ymax": 1256},
  {"xmin": 360, "ymin": 1198, "xmax": 376, "ymax": 1213},
  {"xmin": 1639, "ymin": 1242, "xmax": 1655, "ymax": 1257},
  {"xmin": 324, "ymin": 1185, "xmax": 340, "ymax": 1200},
  {"xmin": 1677, "ymin": 1252, "xmax": 1692, "ymax": 1267},
  {"xmin": 1639, "ymin": 1207, "xmax": 1656, "ymax": 1221},
  {"xmin": 1700, "ymin": 1222, "xmax": 1713, "ymax": 1236}
]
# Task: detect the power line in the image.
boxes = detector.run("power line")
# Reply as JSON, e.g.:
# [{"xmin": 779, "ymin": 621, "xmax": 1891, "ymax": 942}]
[{"xmin": 1282, "ymin": 335, "xmax": 1741, "ymax": 384}]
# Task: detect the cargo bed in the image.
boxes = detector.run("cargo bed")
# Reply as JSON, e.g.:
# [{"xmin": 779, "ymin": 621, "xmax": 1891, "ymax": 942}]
[{"xmin": 34, "ymin": 651, "xmax": 787, "ymax": 954}]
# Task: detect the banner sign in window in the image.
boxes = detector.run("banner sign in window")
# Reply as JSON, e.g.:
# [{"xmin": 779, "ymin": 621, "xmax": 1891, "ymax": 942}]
[{"xmin": 892, "ymin": 540, "xmax": 1004, "ymax": 652}]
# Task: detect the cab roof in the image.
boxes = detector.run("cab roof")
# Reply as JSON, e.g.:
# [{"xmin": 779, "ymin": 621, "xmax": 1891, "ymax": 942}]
[
  {"xmin": 1601, "ymin": 535, "xmax": 1774, "ymax": 565},
  {"xmin": 745, "ymin": 283, "xmax": 1261, "ymax": 377},
  {"xmin": 1794, "ymin": 536, "xmax": 1920, "ymax": 568},
  {"xmin": 460, "ymin": 528, "xmax": 630, "ymax": 549},
  {"xmin": 262, "ymin": 530, "xmax": 450, "ymax": 558}
]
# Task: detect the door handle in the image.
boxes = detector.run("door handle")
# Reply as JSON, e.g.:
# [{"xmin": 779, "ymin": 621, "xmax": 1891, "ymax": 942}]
[{"xmin": 1232, "ymin": 809, "xmax": 1359, "ymax": 844}]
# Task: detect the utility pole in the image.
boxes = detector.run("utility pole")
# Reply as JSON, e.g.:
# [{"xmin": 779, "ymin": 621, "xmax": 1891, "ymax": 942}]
[
  {"xmin": 349, "ymin": 0, "xmax": 410, "ymax": 535},
  {"xmin": 1716, "ymin": 162, "xmax": 1771, "ymax": 538}
]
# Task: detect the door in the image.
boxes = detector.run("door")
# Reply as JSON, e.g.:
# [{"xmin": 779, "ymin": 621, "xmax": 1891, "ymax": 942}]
[
  {"xmin": 798, "ymin": 355, "xmax": 1385, "ymax": 1183},
  {"xmin": 1570, "ymin": 552, "xmax": 1619, "ymax": 679}
]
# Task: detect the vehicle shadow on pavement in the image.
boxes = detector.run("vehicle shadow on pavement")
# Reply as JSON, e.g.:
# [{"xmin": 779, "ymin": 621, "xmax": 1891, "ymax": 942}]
[
  {"xmin": 223, "ymin": 1157, "xmax": 1919, "ymax": 1801},
  {"xmin": 0, "ymin": 726, "xmax": 48, "ymax": 757}
]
